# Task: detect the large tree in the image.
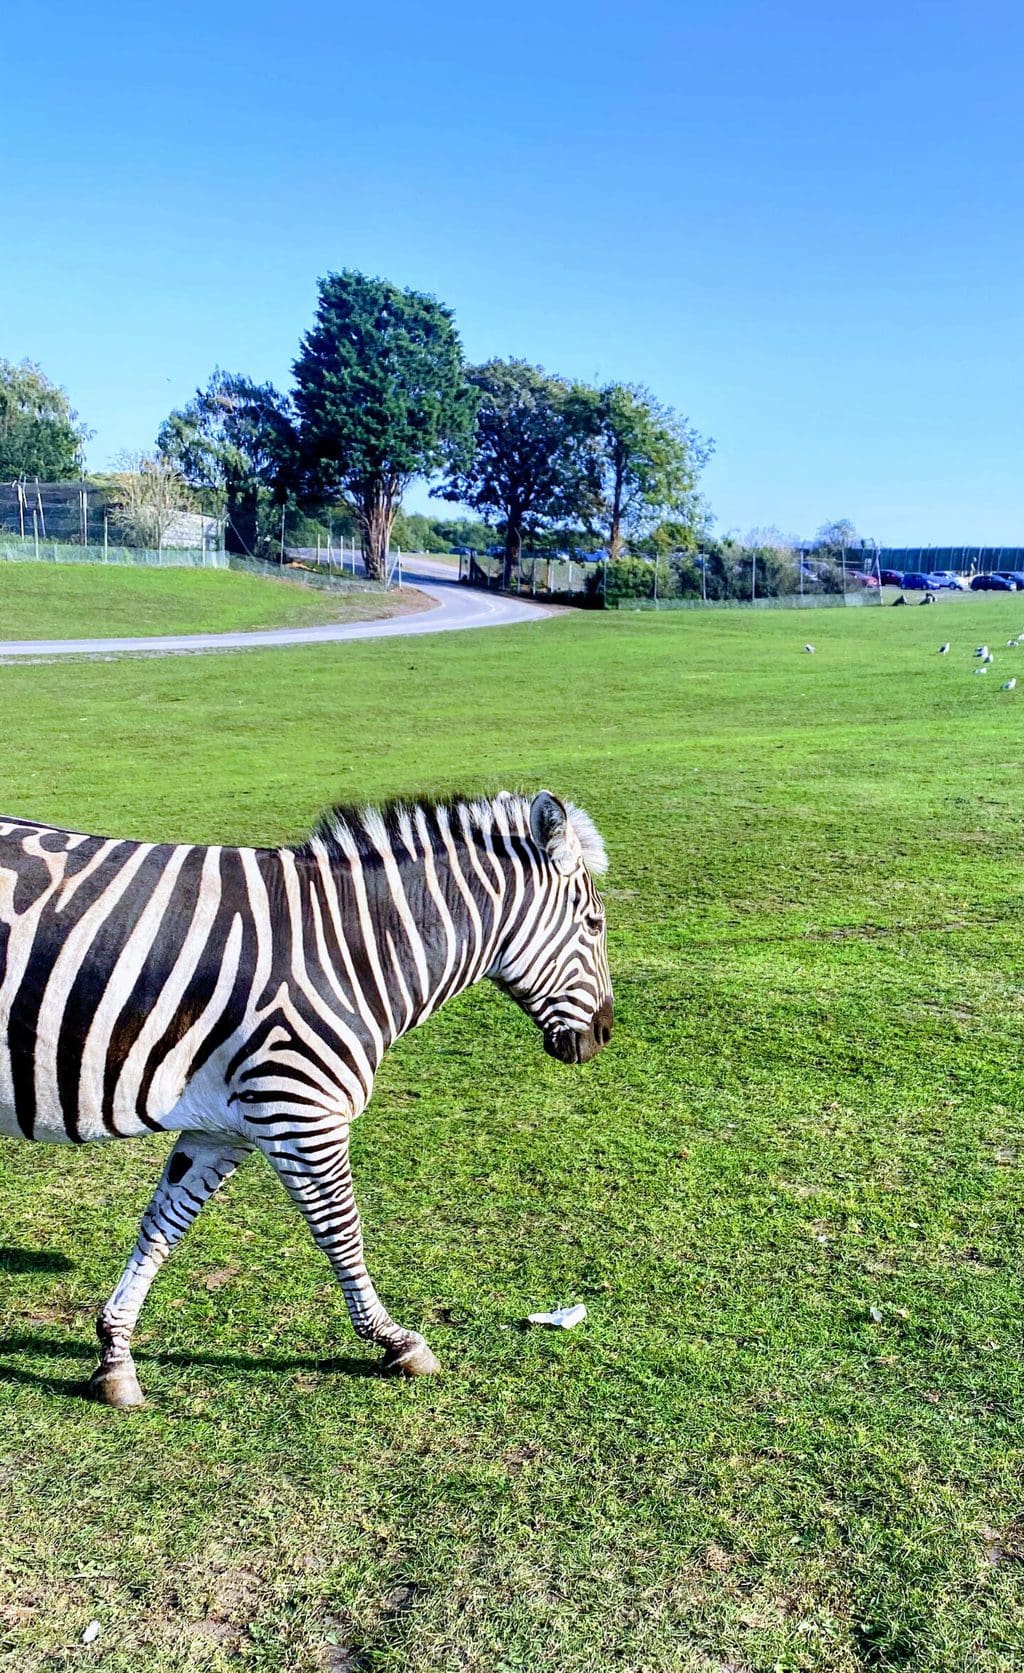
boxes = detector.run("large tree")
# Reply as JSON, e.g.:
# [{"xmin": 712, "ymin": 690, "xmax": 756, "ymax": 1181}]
[
  {"xmin": 589, "ymin": 383, "xmax": 711, "ymax": 561},
  {"xmin": 158, "ymin": 370, "xmax": 295, "ymax": 557},
  {"xmin": 0, "ymin": 359, "xmax": 89, "ymax": 481},
  {"xmin": 292, "ymin": 272, "xmax": 475, "ymax": 582},
  {"xmin": 434, "ymin": 359, "xmax": 592, "ymax": 588}
]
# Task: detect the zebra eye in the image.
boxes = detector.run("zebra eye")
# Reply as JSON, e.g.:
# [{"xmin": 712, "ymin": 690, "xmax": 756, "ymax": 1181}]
[{"xmin": 584, "ymin": 913, "xmax": 604, "ymax": 935}]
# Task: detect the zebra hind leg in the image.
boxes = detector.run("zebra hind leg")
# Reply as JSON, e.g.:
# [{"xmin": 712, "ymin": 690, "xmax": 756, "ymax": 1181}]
[
  {"xmin": 260, "ymin": 1125, "xmax": 440, "ymax": 1377},
  {"xmin": 89, "ymin": 1134, "xmax": 253, "ymax": 1409}
]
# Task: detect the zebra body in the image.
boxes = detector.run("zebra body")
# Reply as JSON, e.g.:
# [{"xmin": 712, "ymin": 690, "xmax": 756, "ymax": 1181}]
[{"xmin": 0, "ymin": 792, "xmax": 612, "ymax": 1403}]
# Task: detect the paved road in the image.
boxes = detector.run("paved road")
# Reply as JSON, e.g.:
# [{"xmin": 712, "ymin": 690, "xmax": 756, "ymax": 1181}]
[{"xmin": 0, "ymin": 557, "xmax": 553, "ymax": 661}]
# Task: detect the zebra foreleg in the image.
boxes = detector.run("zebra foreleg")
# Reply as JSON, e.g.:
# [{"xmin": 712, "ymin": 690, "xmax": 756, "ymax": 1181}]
[
  {"xmin": 88, "ymin": 1134, "xmax": 253, "ymax": 1409},
  {"xmin": 260, "ymin": 1126, "xmax": 440, "ymax": 1377}
]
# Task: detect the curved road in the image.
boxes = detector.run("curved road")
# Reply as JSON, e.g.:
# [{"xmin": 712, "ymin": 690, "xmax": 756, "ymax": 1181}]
[{"xmin": 0, "ymin": 557, "xmax": 554, "ymax": 661}]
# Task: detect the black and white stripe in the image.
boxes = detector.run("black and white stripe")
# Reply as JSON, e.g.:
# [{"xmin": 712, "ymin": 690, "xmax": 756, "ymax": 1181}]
[{"xmin": 0, "ymin": 790, "xmax": 612, "ymax": 1401}]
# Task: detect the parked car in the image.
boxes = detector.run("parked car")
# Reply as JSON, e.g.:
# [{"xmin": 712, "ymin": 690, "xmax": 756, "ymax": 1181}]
[
  {"xmin": 992, "ymin": 571, "xmax": 1024, "ymax": 589},
  {"xmin": 879, "ymin": 568, "xmax": 903, "ymax": 586},
  {"xmin": 926, "ymin": 571, "xmax": 970, "ymax": 591},
  {"xmin": 848, "ymin": 570, "xmax": 881, "ymax": 588},
  {"xmin": 970, "ymin": 573, "xmax": 1017, "ymax": 591},
  {"xmin": 901, "ymin": 572, "xmax": 934, "ymax": 590}
]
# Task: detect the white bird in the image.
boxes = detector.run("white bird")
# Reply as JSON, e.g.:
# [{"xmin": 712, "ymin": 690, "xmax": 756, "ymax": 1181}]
[
  {"xmin": 804, "ymin": 644, "xmax": 815, "ymax": 654},
  {"xmin": 983, "ymin": 652, "xmax": 994, "ymax": 663},
  {"xmin": 1003, "ymin": 678, "xmax": 1017, "ymax": 690},
  {"xmin": 974, "ymin": 666, "xmax": 988, "ymax": 674},
  {"xmin": 1008, "ymin": 640, "xmax": 1019, "ymax": 648},
  {"xmin": 975, "ymin": 645, "xmax": 989, "ymax": 658},
  {"xmin": 938, "ymin": 643, "xmax": 950, "ymax": 654}
]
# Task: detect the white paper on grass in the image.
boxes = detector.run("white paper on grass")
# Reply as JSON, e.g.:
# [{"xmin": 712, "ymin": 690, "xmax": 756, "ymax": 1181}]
[{"xmin": 526, "ymin": 1303, "xmax": 587, "ymax": 1329}]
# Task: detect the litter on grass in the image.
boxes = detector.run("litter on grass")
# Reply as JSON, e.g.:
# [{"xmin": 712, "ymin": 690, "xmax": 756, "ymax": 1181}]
[
  {"xmin": 82, "ymin": 1622, "xmax": 101, "ymax": 1646},
  {"xmin": 526, "ymin": 1303, "xmax": 587, "ymax": 1330}
]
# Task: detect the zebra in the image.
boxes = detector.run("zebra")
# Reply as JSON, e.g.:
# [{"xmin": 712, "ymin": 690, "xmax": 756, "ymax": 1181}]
[{"xmin": 0, "ymin": 790, "xmax": 612, "ymax": 1407}]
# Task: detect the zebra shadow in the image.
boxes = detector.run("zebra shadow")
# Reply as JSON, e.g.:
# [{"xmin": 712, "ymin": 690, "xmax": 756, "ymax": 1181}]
[
  {"xmin": 0, "ymin": 1329, "xmax": 381, "ymax": 1399},
  {"xmin": 0, "ymin": 1247, "xmax": 75, "ymax": 1274}
]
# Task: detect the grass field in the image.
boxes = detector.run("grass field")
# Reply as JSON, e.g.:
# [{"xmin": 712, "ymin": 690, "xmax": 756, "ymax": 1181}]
[
  {"xmin": 0, "ymin": 563, "xmax": 427, "ymax": 640},
  {"xmin": 1, "ymin": 596, "xmax": 1023, "ymax": 1671}
]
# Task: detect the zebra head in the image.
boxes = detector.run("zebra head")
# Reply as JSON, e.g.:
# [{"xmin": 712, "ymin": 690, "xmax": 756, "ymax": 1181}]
[{"xmin": 491, "ymin": 791, "xmax": 613, "ymax": 1064}]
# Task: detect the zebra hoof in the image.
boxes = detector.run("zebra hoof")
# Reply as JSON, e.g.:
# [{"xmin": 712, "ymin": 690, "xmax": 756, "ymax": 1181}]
[
  {"xmin": 87, "ymin": 1364, "xmax": 146, "ymax": 1409},
  {"xmin": 383, "ymin": 1336, "xmax": 440, "ymax": 1378}
]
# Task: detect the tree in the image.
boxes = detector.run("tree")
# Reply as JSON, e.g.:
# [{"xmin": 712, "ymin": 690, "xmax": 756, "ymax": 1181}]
[
  {"xmin": 158, "ymin": 370, "xmax": 296, "ymax": 558},
  {"xmin": 589, "ymin": 383, "xmax": 711, "ymax": 561},
  {"xmin": 107, "ymin": 452, "xmax": 189, "ymax": 550},
  {"xmin": 292, "ymin": 272, "xmax": 476, "ymax": 582},
  {"xmin": 0, "ymin": 359, "xmax": 90, "ymax": 481},
  {"xmin": 434, "ymin": 359, "xmax": 593, "ymax": 588},
  {"xmin": 815, "ymin": 519, "xmax": 858, "ymax": 561}
]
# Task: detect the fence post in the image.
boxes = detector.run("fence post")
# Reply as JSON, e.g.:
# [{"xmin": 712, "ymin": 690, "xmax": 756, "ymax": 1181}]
[{"xmin": 32, "ymin": 508, "xmax": 39, "ymax": 561}]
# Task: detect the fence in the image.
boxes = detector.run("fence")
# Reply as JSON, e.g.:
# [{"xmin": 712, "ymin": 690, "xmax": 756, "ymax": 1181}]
[
  {"xmin": 619, "ymin": 591, "xmax": 874, "ymax": 611},
  {"xmin": 0, "ymin": 535, "xmax": 390, "ymax": 599},
  {"xmin": 456, "ymin": 549, "xmax": 890, "ymax": 609},
  {"xmin": 0, "ymin": 536, "xmax": 225, "ymax": 569},
  {"xmin": 876, "ymin": 547, "xmax": 1024, "ymax": 576},
  {"xmin": 458, "ymin": 551, "xmax": 598, "ymax": 601},
  {"xmin": 0, "ymin": 482, "xmax": 221, "ymax": 552}
]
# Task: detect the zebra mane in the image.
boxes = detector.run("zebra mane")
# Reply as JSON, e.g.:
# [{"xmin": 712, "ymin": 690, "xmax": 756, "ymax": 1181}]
[{"xmin": 297, "ymin": 793, "xmax": 608, "ymax": 874}]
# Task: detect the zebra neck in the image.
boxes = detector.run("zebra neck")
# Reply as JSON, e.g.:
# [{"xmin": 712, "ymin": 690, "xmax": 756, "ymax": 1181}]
[{"xmin": 313, "ymin": 835, "xmax": 511, "ymax": 1050}]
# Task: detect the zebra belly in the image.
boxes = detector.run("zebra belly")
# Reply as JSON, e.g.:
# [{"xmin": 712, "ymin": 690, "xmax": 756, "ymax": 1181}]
[{"xmin": 0, "ymin": 1043, "xmax": 244, "ymax": 1144}]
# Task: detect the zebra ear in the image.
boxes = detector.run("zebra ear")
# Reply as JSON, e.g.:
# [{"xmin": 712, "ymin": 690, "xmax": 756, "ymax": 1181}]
[{"xmin": 529, "ymin": 791, "xmax": 582, "ymax": 875}]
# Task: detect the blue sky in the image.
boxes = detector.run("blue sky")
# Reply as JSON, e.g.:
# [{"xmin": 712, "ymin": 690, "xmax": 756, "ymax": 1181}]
[{"xmin": 3, "ymin": 0, "xmax": 1022, "ymax": 544}]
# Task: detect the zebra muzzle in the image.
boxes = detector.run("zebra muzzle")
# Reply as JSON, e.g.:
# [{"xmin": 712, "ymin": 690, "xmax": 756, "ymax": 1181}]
[{"xmin": 543, "ymin": 997, "xmax": 613, "ymax": 1065}]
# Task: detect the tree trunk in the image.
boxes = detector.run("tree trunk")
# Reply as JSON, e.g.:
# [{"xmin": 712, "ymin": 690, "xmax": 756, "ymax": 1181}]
[
  {"xmin": 502, "ymin": 519, "xmax": 522, "ymax": 590},
  {"xmin": 225, "ymin": 485, "xmax": 260, "ymax": 557},
  {"xmin": 608, "ymin": 457, "xmax": 625, "ymax": 561},
  {"xmin": 358, "ymin": 480, "xmax": 398, "ymax": 583}
]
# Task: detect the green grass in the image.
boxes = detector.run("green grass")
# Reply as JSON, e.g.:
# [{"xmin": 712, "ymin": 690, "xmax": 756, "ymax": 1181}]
[
  {"xmin": 1, "ymin": 598, "xmax": 1023, "ymax": 1671},
  {"xmin": 0, "ymin": 563, "xmax": 423, "ymax": 640}
]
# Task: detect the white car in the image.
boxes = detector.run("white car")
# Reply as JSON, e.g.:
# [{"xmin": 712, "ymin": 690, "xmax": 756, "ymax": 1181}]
[{"xmin": 926, "ymin": 571, "xmax": 970, "ymax": 591}]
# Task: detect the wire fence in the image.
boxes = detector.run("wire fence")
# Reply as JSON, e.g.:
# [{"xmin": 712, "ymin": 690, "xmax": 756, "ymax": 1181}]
[
  {"xmin": 0, "ymin": 536, "xmax": 224, "ymax": 569},
  {"xmin": 0, "ymin": 481, "xmax": 220, "ymax": 552},
  {"xmin": 456, "ymin": 550, "xmax": 888, "ymax": 609}
]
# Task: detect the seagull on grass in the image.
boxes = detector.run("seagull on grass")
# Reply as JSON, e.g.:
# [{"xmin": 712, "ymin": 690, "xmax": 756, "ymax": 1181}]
[
  {"xmin": 938, "ymin": 642, "xmax": 950, "ymax": 654},
  {"xmin": 983, "ymin": 651, "xmax": 994, "ymax": 663},
  {"xmin": 974, "ymin": 666, "xmax": 988, "ymax": 674},
  {"xmin": 1003, "ymin": 678, "xmax": 1017, "ymax": 690},
  {"xmin": 975, "ymin": 644, "xmax": 989, "ymax": 658},
  {"xmin": 804, "ymin": 644, "xmax": 815, "ymax": 654}
]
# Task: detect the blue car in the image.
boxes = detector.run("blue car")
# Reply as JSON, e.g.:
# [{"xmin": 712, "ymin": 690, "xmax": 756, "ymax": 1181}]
[
  {"xmin": 901, "ymin": 572, "xmax": 933, "ymax": 590},
  {"xmin": 971, "ymin": 573, "xmax": 1017, "ymax": 591}
]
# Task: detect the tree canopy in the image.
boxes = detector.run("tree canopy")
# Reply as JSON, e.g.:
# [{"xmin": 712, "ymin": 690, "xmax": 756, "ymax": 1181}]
[
  {"xmin": 587, "ymin": 383, "xmax": 711, "ymax": 560},
  {"xmin": 292, "ymin": 272, "xmax": 476, "ymax": 580},
  {"xmin": 158, "ymin": 370, "xmax": 295, "ymax": 557},
  {"xmin": 0, "ymin": 359, "xmax": 89, "ymax": 481},
  {"xmin": 434, "ymin": 359, "xmax": 592, "ymax": 586}
]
